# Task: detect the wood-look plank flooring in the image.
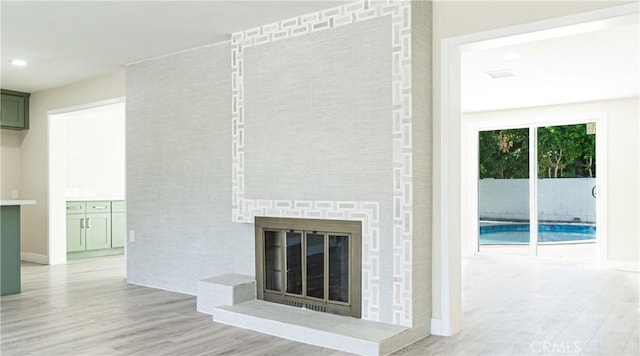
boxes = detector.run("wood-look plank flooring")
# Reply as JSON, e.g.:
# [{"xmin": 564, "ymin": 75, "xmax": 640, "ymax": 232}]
[
  {"xmin": 396, "ymin": 255, "xmax": 639, "ymax": 356},
  {"xmin": 1, "ymin": 254, "xmax": 638, "ymax": 355}
]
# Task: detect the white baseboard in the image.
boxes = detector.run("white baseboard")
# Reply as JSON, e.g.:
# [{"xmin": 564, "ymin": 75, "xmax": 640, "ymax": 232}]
[
  {"xmin": 21, "ymin": 252, "xmax": 49, "ymax": 265},
  {"xmin": 605, "ymin": 260, "xmax": 640, "ymax": 272},
  {"xmin": 126, "ymin": 280, "xmax": 196, "ymax": 296},
  {"xmin": 430, "ymin": 318, "xmax": 444, "ymax": 336}
]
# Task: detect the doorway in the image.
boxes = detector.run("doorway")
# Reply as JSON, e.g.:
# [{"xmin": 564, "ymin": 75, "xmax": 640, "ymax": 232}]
[
  {"xmin": 47, "ymin": 98, "xmax": 125, "ymax": 265},
  {"xmin": 438, "ymin": 3, "xmax": 637, "ymax": 338},
  {"xmin": 476, "ymin": 121, "xmax": 603, "ymax": 263}
]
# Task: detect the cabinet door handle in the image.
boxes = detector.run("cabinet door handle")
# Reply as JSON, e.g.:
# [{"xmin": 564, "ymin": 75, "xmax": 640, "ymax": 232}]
[
  {"xmin": 92, "ymin": 205, "xmax": 108, "ymax": 209},
  {"xmin": 86, "ymin": 218, "xmax": 91, "ymax": 228},
  {"xmin": 80, "ymin": 218, "xmax": 85, "ymax": 228}
]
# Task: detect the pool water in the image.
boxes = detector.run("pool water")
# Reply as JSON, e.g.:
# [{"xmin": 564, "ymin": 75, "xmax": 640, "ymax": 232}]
[{"xmin": 479, "ymin": 223, "xmax": 595, "ymax": 244}]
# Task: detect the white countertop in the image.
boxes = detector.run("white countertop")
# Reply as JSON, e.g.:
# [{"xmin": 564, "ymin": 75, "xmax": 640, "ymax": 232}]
[
  {"xmin": 66, "ymin": 198, "xmax": 124, "ymax": 202},
  {"xmin": 0, "ymin": 200, "xmax": 36, "ymax": 206}
]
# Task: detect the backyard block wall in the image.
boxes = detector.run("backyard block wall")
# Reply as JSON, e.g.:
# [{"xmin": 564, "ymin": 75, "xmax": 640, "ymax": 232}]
[{"xmin": 479, "ymin": 178, "xmax": 597, "ymax": 223}]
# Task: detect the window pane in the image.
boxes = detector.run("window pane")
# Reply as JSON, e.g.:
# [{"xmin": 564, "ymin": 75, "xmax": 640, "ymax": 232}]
[
  {"xmin": 306, "ymin": 233, "xmax": 324, "ymax": 299},
  {"xmin": 264, "ymin": 231, "xmax": 282, "ymax": 292},
  {"xmin": 328, "ymin": 235, "xmax": 349, "ymax": 303},
  {"xmin": 478, "ymin": 128, "xmax": 530, "ymax": 256},
  {"xmin": 286, "ymin": 231, "xmax": 302, "ymax": 295},
  {"xmin": 537, "ymin": 124, "xmax": 596, "ymax": 262}
]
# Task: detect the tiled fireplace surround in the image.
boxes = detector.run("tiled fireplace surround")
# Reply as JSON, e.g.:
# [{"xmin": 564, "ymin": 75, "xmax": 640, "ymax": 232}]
[{"xmin": 208, "ymin": 0, "xmax": 433, "ymax": 354}]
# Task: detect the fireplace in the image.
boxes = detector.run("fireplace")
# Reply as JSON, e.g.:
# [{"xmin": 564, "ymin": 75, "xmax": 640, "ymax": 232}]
[{"xmin": 255, "ymin": 217, "xmax": 362, "ymax": 318}]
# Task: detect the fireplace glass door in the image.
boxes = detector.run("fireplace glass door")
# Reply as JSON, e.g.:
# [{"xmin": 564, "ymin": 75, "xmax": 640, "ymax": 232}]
[
  {"xmin": 286, "ymin": 231, "xmax": 302, "ymax": 294},
  {"xmin": 256, "ymin": 218, "xmax": 361, "ymax": 318}
]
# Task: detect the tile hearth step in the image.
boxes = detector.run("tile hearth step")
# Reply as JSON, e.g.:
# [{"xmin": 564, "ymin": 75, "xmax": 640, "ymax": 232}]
[
  {"xmin": 211, "ymin": 300, "xmax": 408, "ymax": 356},
  {"xmin": 197, "ymin": 274, "xmax": 255, "ymax": 315}
]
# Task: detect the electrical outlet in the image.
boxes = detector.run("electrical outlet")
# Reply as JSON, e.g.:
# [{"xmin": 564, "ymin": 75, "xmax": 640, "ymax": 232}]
[{"xmin": 129, "ymin": 230, "xmax": 135, "ymax": 242}]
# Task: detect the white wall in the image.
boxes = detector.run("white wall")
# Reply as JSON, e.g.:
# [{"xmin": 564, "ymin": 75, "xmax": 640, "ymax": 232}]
[
  {"xmin": 432, "ymin": 0, "xmax": 638, "ymax": 335},
  {"xmin": 19, "ymin": 71, "xmax": 125, "ymax": 260},
  {"xmin": 126, "ymin": 43, "xmax": 254, "ymax": 294},
  {"xmin": 63, "ymin": 102, "xmax": 125, "ymax": 200}
]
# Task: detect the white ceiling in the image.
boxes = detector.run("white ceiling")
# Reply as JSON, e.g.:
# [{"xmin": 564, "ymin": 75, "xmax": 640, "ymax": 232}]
[
  {"xmin": 1, "ymin": 1, "xmax": 348, "ymax": 93},
  {"xmin": 2, "ymin": 1, "xmax": 638, "ymax": 113},
  {"xmin": 461, "ymin": 18, "xmax": 639, "ymax": 113}
]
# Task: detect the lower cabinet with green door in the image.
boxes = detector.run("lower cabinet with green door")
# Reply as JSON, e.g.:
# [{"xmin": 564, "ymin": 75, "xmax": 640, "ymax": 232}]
[
  {"xmin": 1, "ymin": 205, "xmax": 22, "ymax": 296},
  {"xmin": 111, "ymin": 201, "xmax": 126, "ymax": 248},
  {"xmin": 66, "ymin": 200, "xmax": 125, "ymax": 259}
]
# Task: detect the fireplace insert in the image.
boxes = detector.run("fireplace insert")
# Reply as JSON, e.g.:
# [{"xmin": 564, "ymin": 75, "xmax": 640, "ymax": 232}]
[{"xmin": 255, "ymin": 217, "xmax": 362, "ymax": 318}]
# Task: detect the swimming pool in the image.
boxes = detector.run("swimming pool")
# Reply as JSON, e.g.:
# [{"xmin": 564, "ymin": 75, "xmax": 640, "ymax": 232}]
[{"xmin": 479, "ymin": 223, "xmax": 596, "ymax": 244}]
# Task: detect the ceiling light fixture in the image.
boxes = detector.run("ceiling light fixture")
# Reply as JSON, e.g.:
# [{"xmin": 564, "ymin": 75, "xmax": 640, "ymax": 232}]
[
  {"xmin": 502, "ymin": 53, "xmax": 520, "ymax": 60},
  {"xmin": 486, "ymin": 69, "xmax": 516, "ymax": 79},
  {"xmin": 10, "ymin": 59, "xmax": 28, "ymax": 67}
]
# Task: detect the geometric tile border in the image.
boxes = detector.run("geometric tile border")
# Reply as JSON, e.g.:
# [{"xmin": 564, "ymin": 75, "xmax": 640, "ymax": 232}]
[
  {"xmin": 241, "ymin": 199, "xmax": 381, "ymax": 321},
  {"xmin": 231, "ymin": 0, "xmax": 412, "ymax": 326}
]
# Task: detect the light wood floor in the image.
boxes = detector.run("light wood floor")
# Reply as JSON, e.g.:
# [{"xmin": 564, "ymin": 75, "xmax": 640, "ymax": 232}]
[
  {"xmin": 395, "ymin": 255, "xmax": 639, "ymax": 356},
  {"xmin": 1, "ymin": 255, "xmax": 638, "ymax": 355}
]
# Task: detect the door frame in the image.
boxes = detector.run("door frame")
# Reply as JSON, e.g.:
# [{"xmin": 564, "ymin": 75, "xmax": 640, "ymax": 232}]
[
  {"xmin": 437, "ymin": 3, "xmax": 636, "ymax": 337},
  {"xmin": 463, "ymin": 114, "xmax": 608, "ymax": 262},
  {"xmin": 47, "ymin": 97, "xmax": 125, "ymax": 265}
]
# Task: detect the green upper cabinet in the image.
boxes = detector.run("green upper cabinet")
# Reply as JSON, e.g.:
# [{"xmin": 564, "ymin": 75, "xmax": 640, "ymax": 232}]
[{"xmin": 0, "ymin": 89, "xmax": 30, "ymax": 130}]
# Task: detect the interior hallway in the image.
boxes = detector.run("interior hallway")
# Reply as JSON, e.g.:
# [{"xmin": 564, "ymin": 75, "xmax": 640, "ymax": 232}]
[{"xmin": 1, "ymin": 255, "xmax": 637, "ymax": 355}]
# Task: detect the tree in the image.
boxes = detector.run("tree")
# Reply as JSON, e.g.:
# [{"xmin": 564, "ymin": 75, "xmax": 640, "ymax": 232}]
[
  {"xmin": 479, "ymin": 124, "xmax": 596, "ymax": 179},
  {"xmin": 537, "ymin": 124, "xmax": 595, "ymax": 178},
  {"xmin": 479, "ymin": 129, "xmax": 529, "ymax": 179},
  {"xmin": 574, "ymin": 126, "xmax": 596, "ymax": 178}
]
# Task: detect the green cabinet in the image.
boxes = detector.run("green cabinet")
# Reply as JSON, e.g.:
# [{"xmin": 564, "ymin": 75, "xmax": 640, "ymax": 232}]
[
  {"xmin": 1, "ymin": 89, "xmax": 30, "ymax": 130},
  {"xmin": 1, "ymin": 206, "xmax": 21, "ymax": 296},
  {"xmin": 85, "ymin": 213, "xmax": 112, "ymax": 250},
  {"xmin": 111, "ymin": 201, "xmax": 126, "ymax": 248},
  {"xmin": 66, "ymin": 201, "xmax": 124, "ymax": 258},
  {"xmin": 66, "ymin": 213, "xmax": 85, "ymax": 252}
]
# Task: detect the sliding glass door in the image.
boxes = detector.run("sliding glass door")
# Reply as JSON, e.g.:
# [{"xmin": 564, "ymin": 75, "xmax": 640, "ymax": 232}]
[
  {"xmin": 536, "ymin": 124, "xmax": 597, "ymax": 260},
  {"xmin": 478, "ymin": 123, "xmax": 597, "ymax": 261}
]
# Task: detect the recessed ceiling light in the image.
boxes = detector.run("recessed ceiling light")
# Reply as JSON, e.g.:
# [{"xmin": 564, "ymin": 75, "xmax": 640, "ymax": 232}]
[
  {"xmin": 486, "ymin": 69, "xmax": 516, "ymax": 79},
  {"xmin": 502, "ymin": 53, "xmax": 520, "ymax": 61},
  {"xmin": 10, "ymin": 59, "xmax": 28, "ymax": 67}
]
